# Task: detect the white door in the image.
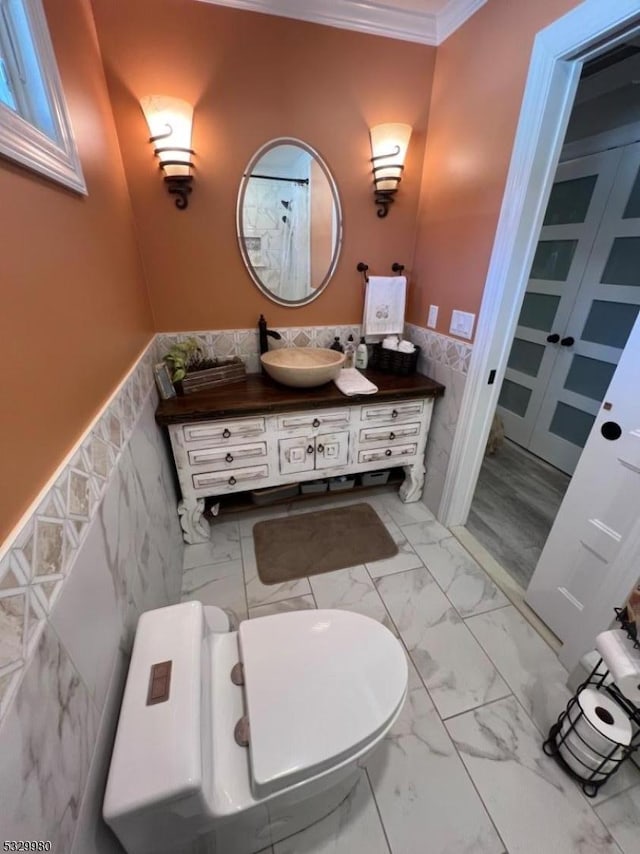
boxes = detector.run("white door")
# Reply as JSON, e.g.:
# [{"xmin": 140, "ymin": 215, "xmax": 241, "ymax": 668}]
[
  {"xmin": 525, "ymin": 310, "xmax": 640, "ymax": 662},
  {"xmin": 497, "ymin": 148, "xmax": 623, "ymax": 450}
]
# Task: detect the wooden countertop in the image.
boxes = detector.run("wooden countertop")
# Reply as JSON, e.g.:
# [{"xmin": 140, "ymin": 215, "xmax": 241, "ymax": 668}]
[{"xmin": 155, "ymin": 369, "xmax": 445, "ymax": 425}]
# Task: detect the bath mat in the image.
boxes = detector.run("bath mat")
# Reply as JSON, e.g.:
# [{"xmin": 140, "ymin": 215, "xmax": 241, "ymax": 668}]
[{"xmin": 253, "ymin": 502, "xmax": 398, "ymax": 583}]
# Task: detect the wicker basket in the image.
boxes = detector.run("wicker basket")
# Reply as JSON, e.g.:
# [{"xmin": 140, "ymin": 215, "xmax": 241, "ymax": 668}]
[{"xmin": 369, "ymin": 344, "xmax": 420, "ymax": 375}]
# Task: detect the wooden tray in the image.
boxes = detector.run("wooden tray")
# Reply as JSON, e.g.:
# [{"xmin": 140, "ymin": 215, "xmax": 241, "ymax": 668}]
[{"xmin": 177, "ymin": 358, "xmax": 246, "ymax": 395}]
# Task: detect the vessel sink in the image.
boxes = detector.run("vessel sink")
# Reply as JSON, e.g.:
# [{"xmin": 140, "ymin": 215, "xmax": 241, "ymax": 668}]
[{"xmin": 260, "ymin": 347, "xmax": 346, "ymax": 388}]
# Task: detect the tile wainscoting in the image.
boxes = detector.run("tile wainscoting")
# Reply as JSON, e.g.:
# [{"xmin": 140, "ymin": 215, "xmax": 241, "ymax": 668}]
[
  {"xmin": 0, "ymin": 341, "xmax": 185, "ymax": 851},
  {"xmin": 404, "ymin": 323, "xmax": 471, "ymax": 516}
]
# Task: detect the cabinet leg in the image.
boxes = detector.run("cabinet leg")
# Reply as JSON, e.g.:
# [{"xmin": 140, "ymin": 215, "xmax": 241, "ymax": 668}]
[
  {"xmin": 399, "ymin": 463, "xmax": 425, "ymax": 503},
  {"xmin": 178, "ymin": 497, "xmax": 210, "ymax": 544}
]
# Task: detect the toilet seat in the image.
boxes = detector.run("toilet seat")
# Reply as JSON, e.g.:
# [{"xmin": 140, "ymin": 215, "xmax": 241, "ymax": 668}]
[{"xmin": 238, "ymin": 609, "xmax": 407, "ymax": 798}]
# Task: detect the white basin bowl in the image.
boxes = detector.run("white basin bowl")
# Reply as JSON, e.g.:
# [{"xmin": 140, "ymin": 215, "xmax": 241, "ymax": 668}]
[{"xmin": 261, "ymin": 347, "xmax": 346, "ymax": 388}]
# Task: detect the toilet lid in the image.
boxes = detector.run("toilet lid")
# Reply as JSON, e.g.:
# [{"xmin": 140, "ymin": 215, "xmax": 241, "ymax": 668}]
[{"xmin": 238, "ymin": 609, "xmax": 407, "ymax": 798}]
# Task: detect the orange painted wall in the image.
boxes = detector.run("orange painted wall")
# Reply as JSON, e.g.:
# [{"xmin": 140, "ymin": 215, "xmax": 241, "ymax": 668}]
[
  {"xmin": 89, "ymin": 0, "xmax": 436, "ymax": 331},
  {"xmin": 0, "ymin": 0, "xmax": 153, "ymax": 543},
  {"xmin": 408, "ymin": 0, "xmax": 582, "ymax": 338}
]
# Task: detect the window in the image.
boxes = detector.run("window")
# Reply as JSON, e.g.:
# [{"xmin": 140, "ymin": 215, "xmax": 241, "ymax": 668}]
[{"xmin": 0, "ymin": 0, "xmax": 85, "ymax": 192}]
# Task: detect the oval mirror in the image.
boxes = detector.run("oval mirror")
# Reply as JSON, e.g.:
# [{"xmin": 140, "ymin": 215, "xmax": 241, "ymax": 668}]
[{"xmin": 237, "ymin": 138, "xmax": 342, "ymax": 306}]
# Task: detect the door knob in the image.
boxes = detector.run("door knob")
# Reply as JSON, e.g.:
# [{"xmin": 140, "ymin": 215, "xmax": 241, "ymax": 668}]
[
  {"xmin": 225, "ymin": 453, "xmax": 234, "ymax": 463},
  {"xmin": 546, "ymin": 333, "xmax": 560, "ymax": 343},
  {"xmin": 391, "ymin": 409, "xmax": 398, "ymax": 419},
  {"xmin": 228, "ymin": 476, "xmax": 237, "ymax": 485},
  {"xmin": 389, "ymin": 432, "xmax": 396, "ymax": 440},
  {"xmin": 560, "ymin": 336, "xmax": 575, "ymax": 347},
  {"xmin": 312, "ymin": 418, "xmax": 320, "ymax": 428},
  {"xmin": 307, "ymin": 444, "xmax": 314, "ymax": 454},
  {"xmin": 385, "ymin": 449, "xmax": 392, "ymax": 457},
  {"xmin": 222, "ymin": 428, "xmax": 231, "ymax": 438},
  {"xmin": 601, "ymin": 421, "xmax": 622, "ymax": 441},
  {"xmin": 317, "ymin": 443, "xmax": 325, "ymax": 453}
]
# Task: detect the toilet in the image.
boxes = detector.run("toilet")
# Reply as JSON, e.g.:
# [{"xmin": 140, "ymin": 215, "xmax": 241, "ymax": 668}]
[{"xmin": 103, "ymin": 600, "xmax": 407, "ymax": 854}]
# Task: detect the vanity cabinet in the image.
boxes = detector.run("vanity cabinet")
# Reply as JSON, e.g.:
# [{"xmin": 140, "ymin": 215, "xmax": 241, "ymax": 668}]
[{"xmin": 156, "ymin": 370, "xmax": 445, "ymax": 543}]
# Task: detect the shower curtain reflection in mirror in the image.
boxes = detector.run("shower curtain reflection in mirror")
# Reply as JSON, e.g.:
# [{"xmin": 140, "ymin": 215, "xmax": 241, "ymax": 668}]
[{"xmin": 237, "ymin": 139, "xmax": 342, "ymax": 307}]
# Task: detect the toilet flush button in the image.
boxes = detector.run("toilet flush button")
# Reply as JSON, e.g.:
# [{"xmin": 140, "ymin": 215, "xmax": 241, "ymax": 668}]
[{"xmin": 146, "ymin": 660, "xmax": 173, "ymax": 705}]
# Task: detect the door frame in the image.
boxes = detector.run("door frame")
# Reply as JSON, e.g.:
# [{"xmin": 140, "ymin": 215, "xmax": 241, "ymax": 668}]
[{"xmin": 439, "ymin": 0, "xmax": 640, "ymax": 528}]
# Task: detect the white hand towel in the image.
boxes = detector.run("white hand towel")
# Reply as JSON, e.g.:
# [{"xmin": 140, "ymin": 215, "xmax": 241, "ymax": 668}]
[
  {"xmin": 382, "ymin": 335, "xmax": 399, "ymax": 350},
  {"xmin": 398, "ymin": 340, "xmax": 415, "ymax": 353},
  {"xmin": 334, "ymin": 368, "xmax": 378, "ymax": 396},
  {"xmin": 363, "ymin": 276, "xmax": 407, "ymax": 336}
]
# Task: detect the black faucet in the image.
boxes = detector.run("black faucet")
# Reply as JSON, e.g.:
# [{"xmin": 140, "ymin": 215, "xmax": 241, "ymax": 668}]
[{"xmin": 258, "ymin": 314, "xmax": 282, "ymax": 355}]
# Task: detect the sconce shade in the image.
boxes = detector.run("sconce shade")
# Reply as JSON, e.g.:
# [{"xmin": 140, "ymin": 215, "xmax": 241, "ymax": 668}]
[
  {"xmin": 141, "ymin": 95, "xmax": 194, "ymax": 208},
  {"xmin": 369, "ymin": 122, "xmax": 412, "ymax": 217}
]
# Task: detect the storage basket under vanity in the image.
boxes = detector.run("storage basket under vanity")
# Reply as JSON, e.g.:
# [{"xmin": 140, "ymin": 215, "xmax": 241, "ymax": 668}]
[{"xmin": 369, "ymin": 344, "xmax": 420, "ymax": 375}]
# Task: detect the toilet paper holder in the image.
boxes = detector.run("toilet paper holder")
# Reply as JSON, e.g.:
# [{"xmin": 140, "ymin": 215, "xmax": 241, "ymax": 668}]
[{"xmin": 543, "ymin": 654, "xmax": 640, "ymax": 798}]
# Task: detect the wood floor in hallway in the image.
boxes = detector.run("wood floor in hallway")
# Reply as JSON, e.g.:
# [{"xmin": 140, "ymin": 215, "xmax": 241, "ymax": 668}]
[{"xmin": 466, "ymin": 439, "xmax": 570, "ymax": 589}]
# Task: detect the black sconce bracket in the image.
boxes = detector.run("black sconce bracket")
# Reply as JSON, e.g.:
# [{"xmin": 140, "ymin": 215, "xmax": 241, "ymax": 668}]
[
  {"xmin": 373, "ymin": 188, "xmax": 397, "ymax": 218},
  {"xmin": 164, "ymin": 175, "xmax": 193, "ymax": 210},
  {"xmin": 370, "ymin": 149, "xmax": 404, "ymax": 217}
]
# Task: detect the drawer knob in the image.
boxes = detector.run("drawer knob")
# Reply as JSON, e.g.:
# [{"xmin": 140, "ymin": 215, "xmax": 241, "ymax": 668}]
[
  {"xmin": 223, "ymin": 428, "xmax": 231, "ymax": 438},
  {"xmin": 225, "ymin": 453, "xmax": 234, "ymax": 463},
  {"xmin": 389, "ymin": 431, "xmax": 396, "ymax": 440},
  {"xmin": 307, "ymin": 444, "xmax": 314, "ymax": 454},
  {"xmin": 385, "ymin": 449, "xmax": 392, "ymax": 457},
  {"xmin": 391, "ymin": 409, "xmax": 398, "ymax": 419},
  {"xmin": 317, "ymin": 443, "xmax": 325, "ymax": 453},
  {"xmin": 228, "ymin": 476, "xmax": 237, "ymax": 486},
  {"xmin": 312, "ymin": 418, "xmax": 320, "ymax": 428}
]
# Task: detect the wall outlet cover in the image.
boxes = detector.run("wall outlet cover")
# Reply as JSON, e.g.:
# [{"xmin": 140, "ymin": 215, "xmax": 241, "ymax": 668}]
[
  {"xmin": 450, "ymin": 310, "xmax": 475, "ymax": 339},
  {"xmin": 427, "ymin": 305, "xmax": 438, "ymax": 328}
]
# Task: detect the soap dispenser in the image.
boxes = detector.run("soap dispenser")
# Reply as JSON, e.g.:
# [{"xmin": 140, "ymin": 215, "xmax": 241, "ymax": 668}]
[
  {"xmin": 329, "ymin": 336, "xmax": 344, "ymax": 353},
  {"xmin": 355, "ymin": 337, "xmax": 368, "ymax": 370},
  {"xmin": 344, "ymin": 334, "xmax": 356, "ymax": 368}
]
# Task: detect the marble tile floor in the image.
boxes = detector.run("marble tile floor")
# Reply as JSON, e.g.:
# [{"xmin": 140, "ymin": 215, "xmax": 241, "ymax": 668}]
[
  {"xmin": 467, "ymin": 439, "xmax": 570, "ymax": 589},
  {"xmin": 180, "ymin": 488, "xmax": 640, "ymax": 854}
]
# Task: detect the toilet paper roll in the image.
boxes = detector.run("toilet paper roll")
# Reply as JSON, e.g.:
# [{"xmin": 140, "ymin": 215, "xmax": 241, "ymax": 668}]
[
  {"xmin": 559, "ymin": 715, "xmax": 622, "ymax": 780},
  {"xmin": 574, "ymin": 687, "xmax": 632, "ymax": 749},
  {"xmin": 596, "ymin": 629, "xmax": 640, "ymax": 704}
]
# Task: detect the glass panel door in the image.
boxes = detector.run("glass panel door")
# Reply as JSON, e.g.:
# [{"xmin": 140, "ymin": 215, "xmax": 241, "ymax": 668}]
[
  {"xmin": 497, "ymin": 147, "xmax": 624, "ymax": 449},
  {"xmin": 528, "ymin": 141, "xmax": 640, "ymax": 475}
]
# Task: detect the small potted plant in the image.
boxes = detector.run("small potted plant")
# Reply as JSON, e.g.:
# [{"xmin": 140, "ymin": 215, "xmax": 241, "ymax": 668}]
[{"xmin": 163, "ymin": 337, "xmax": 246, "ymax": 395}]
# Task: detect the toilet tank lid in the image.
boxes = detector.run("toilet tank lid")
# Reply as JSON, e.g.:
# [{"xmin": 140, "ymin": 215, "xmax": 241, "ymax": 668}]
[{"xmin": 103, "ymin": 602, "xmax": 204, "ymax": 821}]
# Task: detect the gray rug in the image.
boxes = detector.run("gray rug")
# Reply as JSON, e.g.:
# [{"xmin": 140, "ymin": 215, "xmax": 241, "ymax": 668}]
[{"xmin": 253, "ymin": 502, "xmax": 398, "ymax": 583}]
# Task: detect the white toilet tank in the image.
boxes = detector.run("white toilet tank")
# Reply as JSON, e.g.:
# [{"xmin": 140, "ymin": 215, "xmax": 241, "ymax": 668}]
[{"xmin": 103, "ymin": 601, "xmax": 211, "ymax": 854}]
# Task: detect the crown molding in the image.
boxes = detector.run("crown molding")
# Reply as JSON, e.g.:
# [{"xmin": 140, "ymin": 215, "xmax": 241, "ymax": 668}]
[
  {"xmin": 437, "ymin": 0, "xmax": 487, "ymax": 43},
  {"xmin": 195, "ymin": 0, "xmax": 487, "ymax": 45}
]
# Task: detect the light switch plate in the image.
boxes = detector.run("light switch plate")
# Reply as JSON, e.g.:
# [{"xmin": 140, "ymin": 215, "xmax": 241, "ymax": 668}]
[
  {"xmin": 427, "ymin": 305, "xmax": 438, "ymax": 328},
  {"xmin": 450, "ymin": 310, "xmax": 475, "ymax": 339}
]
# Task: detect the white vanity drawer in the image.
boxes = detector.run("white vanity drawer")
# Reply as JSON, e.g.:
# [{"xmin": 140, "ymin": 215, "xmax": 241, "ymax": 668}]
[
  {"xmin": 357, "ymin": 443, "xmax": 418, "ymax": 465},
  {"xmin": 360, "ymin": 400, "xmax": 424, "ymax": 424},
  {"xmin": 192, "ymin": 464, "xmax": 269, "ymax": 491},
  {"xmin": 359, "ymin": 422, "xmax": 421, "ymax": 446},
  {"xmin": 187, "ymin": 441, "xmax": 267, "ymax": 470},
  {"xmin": 277, "ymin": 409, "xmax": 350, "ymax": 432},
  {"xmin": 182, "ymin": 417, "xmax": 265, "ymax": 445}
]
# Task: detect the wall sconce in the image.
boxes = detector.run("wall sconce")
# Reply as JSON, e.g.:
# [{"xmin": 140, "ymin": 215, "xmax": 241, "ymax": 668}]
[
  {"xmin": 369, "ymin": 123, "xmax": 412, "ymax": 218},
  {"xmin": 140, "ymin": 95, "xmax": 195, "ymax": 210}
]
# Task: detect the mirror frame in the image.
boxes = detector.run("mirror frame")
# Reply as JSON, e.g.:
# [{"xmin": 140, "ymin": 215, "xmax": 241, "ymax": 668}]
[{"xmin": 236, "ymin": 137, "xmax": 343, "ymax": 307}]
